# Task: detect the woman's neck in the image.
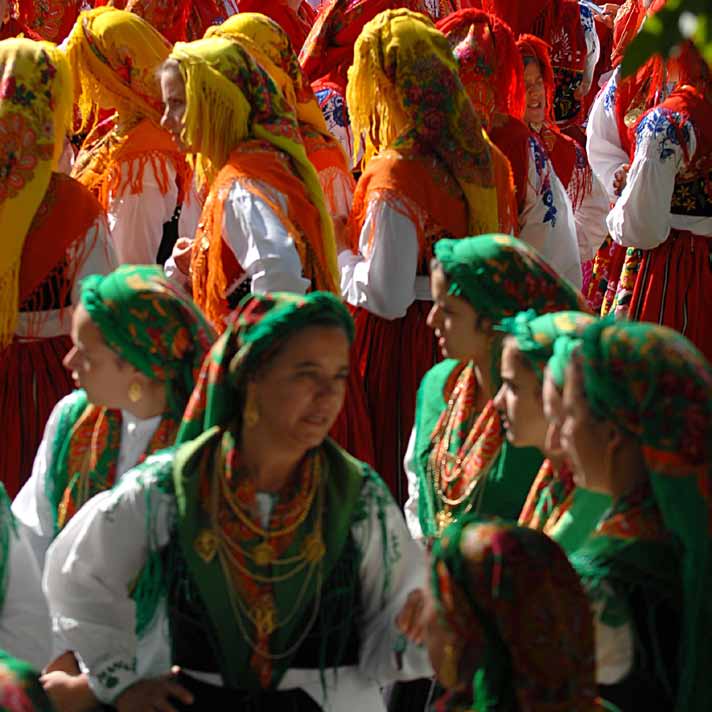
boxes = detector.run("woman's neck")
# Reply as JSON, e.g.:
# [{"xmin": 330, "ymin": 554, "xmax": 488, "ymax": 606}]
[
  {"xmin": 609, "ymin": 440, "xmax": 648, "ymax": 503},
  {"xmin": 123, "ymin": 382, "xmax": 167, "ymax": 421},
  {"xmin": 240, "ymin": 426, "xmax": 305, "ymax": 493}
]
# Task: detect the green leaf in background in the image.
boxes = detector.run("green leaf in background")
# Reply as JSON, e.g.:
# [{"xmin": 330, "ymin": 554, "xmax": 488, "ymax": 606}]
[{"xmin": 622, "ymin": 0, "xmax": 712, "ymax": 76}]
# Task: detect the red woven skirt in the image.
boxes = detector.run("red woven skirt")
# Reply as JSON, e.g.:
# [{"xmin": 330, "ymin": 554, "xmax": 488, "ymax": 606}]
[
  {"xmin": 628, "ymin": 229, "xmax": 712, "ymax": 361},
  {"xmin": 0, "ymin": 335, "xmax": 73, "ymax": 497},
  {"xmin": 329, "ymin": 353, "xmax": 376, "ymax": 469},
  {"xmin": 350, "ymin": 302, "xmax": 439, "ymax": 504}
]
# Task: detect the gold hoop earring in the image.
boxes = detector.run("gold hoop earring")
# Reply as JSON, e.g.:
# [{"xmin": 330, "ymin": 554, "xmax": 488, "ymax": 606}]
[
  {"xmin": 128, "ymin": 382, "xmax": 143, "ymax": 404},
  {"xmin": 243, "ymin": 392, "xmax": 259, "ymax": 428},
  {"xmin": 440, "ymin": 642, "xmax": 459, "ymax": 688}
]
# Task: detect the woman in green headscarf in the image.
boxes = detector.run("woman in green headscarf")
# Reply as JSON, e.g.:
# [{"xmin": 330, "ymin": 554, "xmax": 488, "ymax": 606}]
[
  {"xmin": 14, "ymin": 264, "xmax": 215, "ymax": 709},
  {"xmin": 404, "ymin": 234, "xmax": 588, "ymax": 544},
  {"xmin": 493, "ymin": 310, "xmax": 609, "ymax": 554},
  {"xmin": 44, "ymin": 291, "xmax": 432, "ymax": 711},
  {"xmin": 423, "ymin": 516, "xmax": 614, "ymax": 711},
  {"xmin": 554, "ymin": 320, "xmax": 712, "ymax": 711}
]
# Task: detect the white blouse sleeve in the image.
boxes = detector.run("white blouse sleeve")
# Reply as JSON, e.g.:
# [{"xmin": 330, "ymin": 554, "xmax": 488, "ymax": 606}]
[
  {"xmin": 339, "ymin": 196, "xmax": 422, "ymax": 320},
  {"xmin": 402, "ymin": 428, "xmax": 424, "ymax": 543},
  {"xmin": 586, "ymin": 69, "xmax": 629, "ymax": 202},
  {"xmin": 222, "ymin": 179, "xmax": 311, "ymax": 296},
  {"xmin": 43, "ymin": 454, "xmax": 176, "ymax": 704},
  {"xmin": 12, "ymin": 394, "xmax": 71, "ymax": 573},
  {"xmin": 0, "ymin": 511, "xmax": 51, "ymax": 670},
  {"xmin": 314, "ymin": 87, "xmax": 355, "ymax": 170},
  {"xmin": 573, "ymin": 166, "xmax": 610, "ymax": 262},
  {"xmin": 108, "ymin": 160, "xmax": 178, "ymax": 265},
  {"xmin": 579, "ymin": 3, "xmax": 600, "ymax": 98},
  {"xmin": 607, "ymin": 108, "xmax": 696, "ymax": 250},
  {"xmin": 591, "ymin": 586, "xmax": 634, "ymax": 685},
  {"xmin": 520, "ymin": 137, "xmax": 582, "ymax": 287},
  {"xmin": 353, "ymin": 474, "xmax": 433, "ymax": 683}
]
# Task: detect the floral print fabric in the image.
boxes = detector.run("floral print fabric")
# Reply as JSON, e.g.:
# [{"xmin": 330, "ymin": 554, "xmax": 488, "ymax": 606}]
[
  {"xmin": 0, "ymin": 38, "xmax": 72, "ymax": 347},
  {"xmin": 431, "ymin": 518, "xmax": 602, "ymax": 711}
]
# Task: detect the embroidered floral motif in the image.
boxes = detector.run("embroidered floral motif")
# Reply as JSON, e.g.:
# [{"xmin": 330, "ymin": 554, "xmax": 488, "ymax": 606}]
[
  {"xmin": 529, "ymin": 135, "xmax": 558, "ymax": 226},
  {"xmin": 636, "ymin": 107, "xmax": 692, "ymax": 162},
  {"xmin": 603, "ymin": 71, "xmax": 618, "ymax": 114},
  {"xmin": 315, "ymin": 87, "xmax": 348, "ymax": 129}
]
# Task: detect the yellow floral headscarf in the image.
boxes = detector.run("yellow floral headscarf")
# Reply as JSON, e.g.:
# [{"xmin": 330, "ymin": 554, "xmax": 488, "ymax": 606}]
[
  {"xmin": 65, "ymin": 7, "xmax": 172, "ymax": 131},
  {"xmin": 0, "ymin": 38, "xmax": 73, "ymax": 347},
  {"xmin": 347, "ymin": 8, "xmax": 499, "ymax": 235},
  {"xmin": 205, "ymin": 12, "xmax": 330, "ymax": 140},
  {"xmin": 168, "ymin": 36, "xmax": 338, "ymax": 284}
]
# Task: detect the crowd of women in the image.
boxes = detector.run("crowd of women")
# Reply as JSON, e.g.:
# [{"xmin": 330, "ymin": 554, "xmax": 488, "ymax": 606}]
[{"xmin": 0, "ymin": 0, "xmax": 710, "ymax": 710}]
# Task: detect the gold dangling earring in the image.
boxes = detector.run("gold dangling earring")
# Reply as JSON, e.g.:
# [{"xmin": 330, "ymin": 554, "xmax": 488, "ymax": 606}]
[
  {"xmin": 440, "ymin": 642, "xmax": 460, "ymax": 688},
  {"xmin": 128, "ymin": 381, "xmax": 143, "ymax": 404},
  {"xmin": 243, "ymin": 391, "xmax": 259, "ymax": 429}
]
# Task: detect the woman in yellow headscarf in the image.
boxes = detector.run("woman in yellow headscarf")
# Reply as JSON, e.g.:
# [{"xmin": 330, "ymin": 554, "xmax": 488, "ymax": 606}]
[
  {"xmin": 66, "ymin": 7, "xmax": 197, "ymax": 266},
  {"xmin": 159, "ymin": 35, "xmax": 339, "ymax": 326},
  {"xmin": 339, "ymin": 9, "xmax": 515, "ymax": 502},
  {"xmin": 0, "ymin": 37, "xmax": 115, "ymax": 498},
  {"xmin": 206, "ymin": 12, "xmax": 356, "ymax": 224},
  {"xmin": 161, "ymin": 37, "xmax": 376, "ymax": 466}
]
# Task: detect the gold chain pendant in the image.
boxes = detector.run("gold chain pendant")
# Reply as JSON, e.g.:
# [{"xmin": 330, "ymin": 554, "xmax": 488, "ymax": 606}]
[
  {"xmin": 194, "ymin": 529, "xmax": 218, "ymax": 564},
  {"xmin": 253, "ymin": 594, "xmax": 277, "ymax": 637},
  {"xmin": 253, "ymin": 541, "xmax": 276, "ymax": 567},
  {"xmin": 436, "ymin": 509, "xmax": 455, "ymax": 535},
  {"xmin": 304, "ymin": 533, "xmax": 325, "ymax": 563}
]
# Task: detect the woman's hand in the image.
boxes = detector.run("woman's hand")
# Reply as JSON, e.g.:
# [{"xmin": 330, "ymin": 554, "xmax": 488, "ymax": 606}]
[
  {"xmin": 171, "ymin": 237, "xmax": 194, "ymax": 276},
  {"xmin": 115, "ymin": 667, "xmax": 194, "ymax": 712},
  {"xmin": 40, "ymin": 672, "xmax": 97, "ymax": 712},
  {"xmin": 613, "ymin": 163, "xmax": 630, "ymax": 196},
  {"xmin": 396, "ymin": 588, "xmax": 426, "ymax": 645}
]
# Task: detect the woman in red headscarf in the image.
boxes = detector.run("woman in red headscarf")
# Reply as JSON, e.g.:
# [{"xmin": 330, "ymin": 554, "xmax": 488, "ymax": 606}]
[
  {"xmin": 11, "ymin": 0, "xmax": 82, "ymax": 41},
  {"xmin": 437, "ymin": 8, "xmax": 582, "ymax": 286},
  {"xmin": 481, "ymin": 0, "xmax": 600, "ymax": 134},
  {"xmin": 584, "ymin": 0, "xmax": 667, "ymax": 315},
  {"xmin": 238, "ymin": 0, "xmax": 315, "ymax": 52},
  {"xmin": 605, "ymin": 43, "xmax": 712, "ymax": 361},
  {"xmin": 517, "ymin": 34, "xmax": 609, "ymax": 297}
]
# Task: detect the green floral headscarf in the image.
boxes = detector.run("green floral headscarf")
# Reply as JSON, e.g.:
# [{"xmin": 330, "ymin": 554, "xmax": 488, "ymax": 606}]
[
  {"xmin": 499, "ymin": 310, "xmax": 608, "ymax": 553},
  {"xmin": 431, "ymin": 517, "xmax": 606, "ymax": 711},
  {"xmin": 434, "ymin": 235, "xmax": 588, "ymax": 322},
  {"xmin": 576, "ymin": 320, "xmax": 712, "ymax": 711},
  {"xmin": 498, "ymin": 310, "xmax": 597, "ymax": 380},
  {"xmin": 177, "ymin": 291, "xmax": 354, "ymax": 443},
  {"xmin": 81, "ymin": 265, "xmax": 216, "ymax": 418},
  {"xmin": 171, "ymin": 291, "xmax": 362, "ymax": 690}
]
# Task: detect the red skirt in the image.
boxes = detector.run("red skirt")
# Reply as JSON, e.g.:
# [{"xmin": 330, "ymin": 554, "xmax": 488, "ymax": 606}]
[
  {"xmin": 329, "ymin": 353, "xmax": 376, "ymax": 469},
  {"xmin": 628, "ymin": 229, "xmax": 712, "ymax": 362},
  {"xmin": 350, "ymin": 302, "xmax": 439, "ymax": 504},
  {"xmin": 0, "ymin": 335, "xmax": 74, "ymax": 497}
]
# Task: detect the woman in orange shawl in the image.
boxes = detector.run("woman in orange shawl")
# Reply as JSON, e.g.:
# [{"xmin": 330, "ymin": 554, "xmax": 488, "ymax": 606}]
[
  {"xmin": 161, "ymin": 37, "xmax": 374, "ymax": 463},
  {"xmin": 206, "ymin": 12, "xmax": 356, "ymax": 224},
  {"xmin": 340, "ymin": 9, "xmax": 512, "ymax": 501},
  {"xmin": 0, "ymin": 38, "xmax": 115, "ymax": 496},
  {"xmin": 66, "ymin": 7, "xmax": 197, "ymax": 267}
]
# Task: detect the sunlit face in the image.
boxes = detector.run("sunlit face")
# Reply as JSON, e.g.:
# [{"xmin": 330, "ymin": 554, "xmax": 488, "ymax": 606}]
[
  {"xmin": 248, "ymin": 326, "xmax": 350, "ymax": 452},
  {"xmin": 542, "ymin": 369, "xmax": 565, "ymax": 457},
  {"xmin": 160, "ymin": 61, "xmax": 188, "ymax": 151},
  {"xmin": 427, "ymin": 267, "xmax": 491, "ymax": 363},
  {"xmin": 523, "ymin": 60, "xmax": 546, "ymax": 129},
  {"xmin": 560, "ymin": 358, "xmax": 615, "ymax": 492},
  {"xmin": 63, "ymin": 305, "xmax": 139, "ymax": 409},
  {"xmin": 493, "ymin": 338, "xmax": 548, "ymax": 449}
]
